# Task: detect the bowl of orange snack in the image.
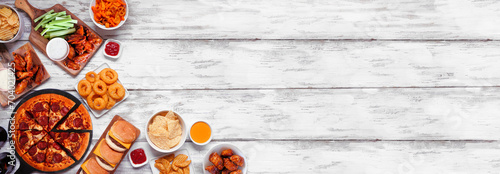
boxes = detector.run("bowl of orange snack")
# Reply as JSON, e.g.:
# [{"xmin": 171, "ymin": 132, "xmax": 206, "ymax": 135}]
[
  {"xmin": 0, "ymin": 5, "xmax": 22, "ymax": 43},
  {"xmin": 75, "ymin": 63, "xmax": 129, "ymax": 117},
  {"xmin": 89, "ymin": 0, "xmax": 128, "ymax": 30}
]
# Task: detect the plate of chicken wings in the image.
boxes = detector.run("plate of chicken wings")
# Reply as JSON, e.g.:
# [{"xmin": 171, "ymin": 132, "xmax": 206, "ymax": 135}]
[{"xmin": 204, "ymin": 143, "xmax": 247, "ymax": 174}]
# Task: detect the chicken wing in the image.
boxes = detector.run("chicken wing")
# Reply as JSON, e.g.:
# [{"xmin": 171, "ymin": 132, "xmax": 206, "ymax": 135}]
[
  {"xmin": 221, "ymin": 149, "xmax": 234, "ymax": 157},
  {"xmin": 209, "ymin": 152, "xmax": 224, "ymax": 170},
  {"xmin": 223, "ymin": 158, "xmax": 238, "ymax": 171},
  {"xmin": 15, "ymin": 79, "xmax": 29, "ymax": 94},
  {"xmin": 33, "ymin": 65, "xmax": 44, "ymax": 85},
  {"xmin": 12, "ymin": 54, "xmax": 25, "ymax": 71},
  {"xmin": 15, "ymin": 71, "xmax": 33, "ymax": 80},
  {"xmin": 221, "ymin": 169, "xmax": 230, "ymax": 174},
  {"xmin": 230, "ymin": 155, "xmax": 244, "ymax": 167},
  {"xmin": 205, "ymin": 165, "xmax": 219, "ymax": 174},
  {"xmin": 67, "ymin": 46, "xmax": 76, "ymax": 60},
  {"xmin": 24, "ymin": 51, "xmax": 33, "ymax": 71},
  {"xmin": 64, "ymin": 59, "xmax": 80, "ymax": 70},
  {"xmin": 230, "ymin": 169, "xmax": 242, "ymax": 174}
]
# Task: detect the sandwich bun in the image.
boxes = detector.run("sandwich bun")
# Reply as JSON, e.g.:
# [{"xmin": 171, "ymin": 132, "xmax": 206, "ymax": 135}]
[
  {"xmin": 105, "ymin": 134, "xmax": 126, "ymax": 152},
  {"xmin": 99, "ymin": 140, "xmax": 124, "ymax": 165},
  {"xmin": 110, "ymin": 120, "xmax": 137, "ymax": 143},
  {"xmin": 96, "ymin": 156, "xmax": 115, "ymax": 171},
  {"xmin": 86, "ymin": 157, "xmax": 109, "ymax": 174}
]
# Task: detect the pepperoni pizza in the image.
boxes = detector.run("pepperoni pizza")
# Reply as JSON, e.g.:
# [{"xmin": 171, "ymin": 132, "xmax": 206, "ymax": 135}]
[{"xmin": 12, "ymin": 92, "xmax": 92, "ymax": 172}]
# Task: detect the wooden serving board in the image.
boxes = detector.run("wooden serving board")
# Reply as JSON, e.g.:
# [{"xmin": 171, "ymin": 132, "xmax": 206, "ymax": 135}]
[
  {"xmin": 0, "ymin": 42, "xmax": 50, "ymax": 107},
  {"xmin": 14, "ymin": 0, "xmax": 104, "ymax": 76},
  {"xmin": 77, "ymin": 115, "xmax": 141, "ymax": 174}
]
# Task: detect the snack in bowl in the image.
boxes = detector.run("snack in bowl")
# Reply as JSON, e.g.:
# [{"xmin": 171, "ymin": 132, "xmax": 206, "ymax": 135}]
[
  {"xmin": 0, "ymin": 6, "xmax": 20, "ymax": 41},
  {"xmin": 147, "ymin": 111, "xmax": 183, "ymax": 150},
  {"xmin": 154, "ymin": 153, "xmax": 191, "ymax": 174},
  {"xmin": 91, "ymin": 0, "xmax": 127, "ymax": 28},
  {"xmin": 77, "ymin": 67, "xmax": 124, "ymax": 110},
  {"xmin": 204, "ymin": 144, "xmax": 247, "ymax": 174},
  {"xmin": 190, "ymin": 121, "xmax": 212, "ymax": 145}
]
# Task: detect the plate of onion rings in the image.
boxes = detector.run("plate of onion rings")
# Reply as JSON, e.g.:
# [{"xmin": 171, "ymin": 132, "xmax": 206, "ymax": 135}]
[{"xmin": 75, "ymin": 63, "xmax": 129, "ymax": 118}]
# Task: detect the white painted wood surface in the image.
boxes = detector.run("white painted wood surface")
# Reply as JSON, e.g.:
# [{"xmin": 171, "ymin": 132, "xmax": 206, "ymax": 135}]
[{"xmin": 0, "ymin": 0, "xmax": 499, "ymax": 173}]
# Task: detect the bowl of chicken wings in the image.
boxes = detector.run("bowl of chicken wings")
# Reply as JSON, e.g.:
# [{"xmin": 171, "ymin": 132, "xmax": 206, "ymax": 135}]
[{"xmin": 204, "ymin": 143, "xmax": 247, "ymax": 174}]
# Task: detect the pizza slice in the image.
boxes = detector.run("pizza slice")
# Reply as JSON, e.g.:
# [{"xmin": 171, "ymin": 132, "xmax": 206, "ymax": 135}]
[
  {"xmin": 43, "ymin": 137, "xmax": 75, "ymax": 172},
  {"xmin": 48, "ymin": 94, "xmax": 75, "ymax": 131},
  {"xmin": 13, "ymin": 130, "xmax": 47, "ymax": 156},
  {"xmin": 57, "ymin": 104, "xmax": 92, "ymax": 131},
  {"xmin": 14, "ymin": 105, "xmax": 42, "ymax": 131},
  {"xmin": 20, "ymin": 134, "xmax": 49, "ymax": 170},
  {"xmin": 25, "ymin": 94, "xmax": 51, "ymax": 131},
  {"xmin": 49, "ymin": 132, "xmax": 90, "ymax": 161}
]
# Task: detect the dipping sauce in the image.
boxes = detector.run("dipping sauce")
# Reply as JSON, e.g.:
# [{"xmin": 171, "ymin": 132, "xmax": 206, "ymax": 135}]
[
  {"xmin": 190, "ymin": 121, "xmax": 211, "ymax": 144},
  {"xmin": 46, "ymin": 38, "xmax": 69, "ymax": 61},
  {"xmin": 130, "ymin": 148, "xmax": 147, "ymax": 164},
  {"xmin": 104, "ymin": 41, "xmax": 120, "ymax": 56}
]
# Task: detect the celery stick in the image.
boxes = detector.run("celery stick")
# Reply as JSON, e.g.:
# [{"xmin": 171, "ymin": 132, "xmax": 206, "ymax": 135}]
[
  {"xmin": 43, "ymin": 24, "xmax": 68, "ymax": 30},
  {"xmin": 51, "ymin": 23, "xmax": 74, "ymax": 28},
  {"xmin": 34, "ymin": 10, "xmax": 54, "ymax": 23},
  {"xmin": 48, "ymin": 28, "xmax": 75, "ymax": 39}
]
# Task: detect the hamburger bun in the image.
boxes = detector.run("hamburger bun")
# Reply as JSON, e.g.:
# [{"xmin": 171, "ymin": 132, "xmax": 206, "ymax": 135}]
[
  {"xmin": 96, "ymin": 156, "xmax": 115, "ymax": 171},
  {"xmin": 85, "ymin": 157, "xmax": 109, "ymax": 174},
  {"xmin": 99, "ymin": 140, "xmax": 123, "ymax": 165},
  {"xmin": 110, "ymin": 120, "xmax": 137, "ymax": 143},
  {"xmin": 105, "ymin": 134, "xmax": 126, "ymax": 152}
]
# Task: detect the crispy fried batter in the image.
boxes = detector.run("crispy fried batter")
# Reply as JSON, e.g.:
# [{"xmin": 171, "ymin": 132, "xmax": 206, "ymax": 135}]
[{"xmin": 209, "ymin": 152, "xmax": 224, "ymax": 170}]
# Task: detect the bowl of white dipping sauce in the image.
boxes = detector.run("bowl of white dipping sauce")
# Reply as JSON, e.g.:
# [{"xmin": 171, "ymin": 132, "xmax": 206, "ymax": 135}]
[{"xmin": 46, "ymin": 38, "xmax": 69, "ymax": 61}]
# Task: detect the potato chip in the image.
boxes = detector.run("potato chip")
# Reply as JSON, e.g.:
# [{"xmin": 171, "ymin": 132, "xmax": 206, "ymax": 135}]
[
  {"xmin": 0, "ymin": 7, "xmax": 12, "ymax": 18},
  {"xmin": 162, "ymin": 154, "xmax": 175, "ymax": 162},
  {"xmin": 7, "ymin": 13, "xmax": 18, "ymax": 26},
  {"xmin": 167, "ymin": 116, "xmax": 181, "ymax": 139},
  {"xmin": 183, "ymin": 167, "xmax": 189, "ymax": 174}
]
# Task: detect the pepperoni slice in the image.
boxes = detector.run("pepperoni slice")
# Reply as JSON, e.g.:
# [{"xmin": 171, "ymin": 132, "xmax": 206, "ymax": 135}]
[
  {"xmin": 51, "ymin": 102, "xmax": 60, "ymax": 112},
  {"xmin": 57, "ymin": 139, "xmax": 64, "ymax": 144},
  {"xmin": 53, "ymin": 143, "xmax": 61, "ymax": 150},
  {"xmin": 19, "ymin": 122, "xmax": 28, "ymax": 130},
  {"xmin": 19, "ymin": 136, "xmax": 28, "ymax": 145},
  {"xmin": 73, "ymin": 118, "xmax": 83, "ymax": 128},
  {"xmin": 37, "ymin": 141, "xmax": 47, "ymax": 150},
  {"xmin": 60, "ymin": 132, "xmax": 69, "ymax": 139},
  {"xmin": 53, "ymin": 153, "xmax": 62, "ymax": 163},
  {"xmin": 33, "ymin": 102, "xmax": 46, "ymax": 112},
  {"xmin": 25, "ymin": 110, "xmax": 34, "ymax": 119},
  {"xmin": 32, "ymin": 130, "xmax": 41, "ymax": 135},
  {"xmin": 35, "ymin": 153, "xmax": 45, "ymax": 163},
  {"xmin": 60, "ymin": 107, "xmax": 69, "ymax": 116},
  {"xmin": 69, "ymin": 133, "xmax": 79, "ymax": 142},
  {"xmin": 38, "ymin": 116, "xmax": 48, "ymax": 126},
  {"xmin": 28, "ymin": 146, "xmax": 37, "ymax": 156}
]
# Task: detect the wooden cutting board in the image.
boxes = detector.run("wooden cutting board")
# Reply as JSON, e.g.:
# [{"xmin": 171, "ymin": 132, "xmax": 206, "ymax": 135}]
[
  {"xmin": 0, "ymin": 42, "xmax": 50, "ymax": 107},
  {"xmin": 14, "ymin": 0, "xmax": 103, "ymax": 76}
]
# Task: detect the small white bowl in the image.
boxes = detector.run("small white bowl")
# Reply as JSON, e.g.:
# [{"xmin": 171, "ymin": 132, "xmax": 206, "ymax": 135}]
[
  {"xmin": 0, "ymin": 5, "xmax": 23, "ymax": 43},
  {"xmin": 189, "ymin": 121, "xmax": 212, "ymax": 146},
  {"xmin": 128, "ymin": 148, "xmax": 148, "ymax": 168},
  {"xmin": 89, "ymin": 0, "xmax": 128, "ymax": 30},
  {"xmin": 203, "ymin": 143, "xmax": 248, "ymax": 174},
  {"xmin": 102, "ymin": 39, "xmax": 123, "ymax": 59},
  {"xmin": 145, "ymin": 110, "xmax": 187, "ymax": 153},
  {"xmin": 46, "ymin": 37, "xmax": 69, "ymax": 61}
]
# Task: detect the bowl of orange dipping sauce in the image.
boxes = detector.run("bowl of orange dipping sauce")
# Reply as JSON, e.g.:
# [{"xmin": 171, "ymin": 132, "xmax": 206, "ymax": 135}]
[{"xmin": 189, "ymin": 121, "xmax": 212, "ymax": 145}]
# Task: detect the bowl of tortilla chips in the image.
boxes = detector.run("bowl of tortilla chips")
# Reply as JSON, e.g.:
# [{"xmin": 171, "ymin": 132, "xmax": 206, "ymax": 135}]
[{"xmin": 146, "ymin": 110, "xmax": 187, "ymax": 153}]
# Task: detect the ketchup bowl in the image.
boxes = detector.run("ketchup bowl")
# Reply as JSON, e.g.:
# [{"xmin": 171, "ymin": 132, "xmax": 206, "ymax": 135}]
[
  {"xmin": 129, "ymin": 148, "xmax": 148, "ymax": 168},
  {"xmin": 103, "ymin": 39, "xmax": 123, "ymax": 59}
]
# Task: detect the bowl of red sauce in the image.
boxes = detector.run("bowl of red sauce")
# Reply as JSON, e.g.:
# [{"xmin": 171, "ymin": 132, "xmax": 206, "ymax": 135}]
[
  {"xmin": 103, "ymin": 39, "xmax": 122, "ymax": 59},
  {"xmin": 129, "ymin": 148, "xmax": 148, "ymax": 168}
]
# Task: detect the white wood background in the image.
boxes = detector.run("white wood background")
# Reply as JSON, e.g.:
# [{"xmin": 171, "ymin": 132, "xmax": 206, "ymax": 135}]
[{"xmin": 1, "ymin": 0, "xmax": 500, "ymax": 173}]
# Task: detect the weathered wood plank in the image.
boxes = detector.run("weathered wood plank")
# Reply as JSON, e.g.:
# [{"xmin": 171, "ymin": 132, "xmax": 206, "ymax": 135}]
[
  {"xmin": 6, "ymin": 0, "xmax": 500, "ymax": 40},
  {"xmin": 2, "ymin": 140, "xmax": 500, "ymax": 173},
  {"xmin": 3, "ymin": 88, "xmax": 500, "ymax": 140},
  {"xmin": 5, "ymin": 40, "xmax": 500, "ymax": 89}
]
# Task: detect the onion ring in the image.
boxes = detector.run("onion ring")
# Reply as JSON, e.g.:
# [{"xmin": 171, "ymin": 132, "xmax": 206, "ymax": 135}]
[
  {"xmin": 85, "ymin": 71, "xmax": 98, "ymax": 83},
  {"xmin": 93, "ymin": 98, "xmax": 106, "ymax": 110},
  {"xmin": 106, "ymin": 97, "xmax": 116, "ymax": 109},
  {"xmin": 86, "ymin": 91, "xmax": 96, "ymax": 109},
  {"xmin": 99, "ymin": 68, "xmax": 118, "ymax": 85},
  {"xmin": 108, "ymin": 82, "xmax": 125, "ymax": 100},
  {"xmin": 93, "ymin": 80, "xmax": 107, "ymax": 95},
  {"xmin": 78, "ymin": 80, "xmax": 92, "ymax": 97}
]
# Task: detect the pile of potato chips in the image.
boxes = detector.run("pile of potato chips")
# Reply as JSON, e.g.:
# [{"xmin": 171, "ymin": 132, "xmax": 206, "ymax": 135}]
[
  {"xmin": 0, "ymin": 7, "xmax": 19, "ymax": 41},
  {"xmin": 148, "ymin": 111, "xmax": 183, "ymax": 150},
  {"xmin": 155, "ymin": 154, "xmax": 191, "ymax": 174}
]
